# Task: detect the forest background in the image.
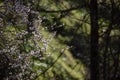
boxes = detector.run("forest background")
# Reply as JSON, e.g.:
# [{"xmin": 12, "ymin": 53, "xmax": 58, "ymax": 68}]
[{"xmin": 0, "ymin": 0, "xmax": 120, "ymax": 80}]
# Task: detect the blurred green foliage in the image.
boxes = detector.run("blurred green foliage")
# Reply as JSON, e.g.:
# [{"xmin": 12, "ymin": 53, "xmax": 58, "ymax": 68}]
[{"xmin": 0, "ymin": 0, "xmax": 120, "ymax": 80}]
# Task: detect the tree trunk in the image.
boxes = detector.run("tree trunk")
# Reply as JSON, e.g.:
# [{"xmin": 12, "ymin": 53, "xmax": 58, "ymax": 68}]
[{"xmin": 90, "ymin": 0, "xmax": 99, "ymax": 80}]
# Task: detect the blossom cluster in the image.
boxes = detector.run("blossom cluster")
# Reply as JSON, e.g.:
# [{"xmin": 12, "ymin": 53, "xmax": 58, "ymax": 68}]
[{"xmin": 0, "ymin": 0, "xmax": 55, "ymax": 80}]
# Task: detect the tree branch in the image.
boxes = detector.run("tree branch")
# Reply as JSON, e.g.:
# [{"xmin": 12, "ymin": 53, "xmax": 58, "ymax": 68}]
[
  {"xmin": 34, "ymin": 48, "xmax": 66, "ymax": 80},
  {"xmin": 37, "ymin": 6, "xmax": 82, "ymax": 13}
]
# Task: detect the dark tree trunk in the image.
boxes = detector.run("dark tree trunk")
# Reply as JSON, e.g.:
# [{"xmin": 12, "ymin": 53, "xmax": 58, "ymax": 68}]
[{"xmin": 90, "ymin": 0, "xmax": 99, "ymax": 80}]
